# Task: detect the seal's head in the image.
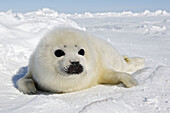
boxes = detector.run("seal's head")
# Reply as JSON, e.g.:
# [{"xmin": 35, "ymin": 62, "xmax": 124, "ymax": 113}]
[
  {"xmin": 38, "ymin": 28, "xmax": 92, "ymax": 78},
  {"xmin": 54, "ymin": 46, "xmax": 86, "ymax": 76}
]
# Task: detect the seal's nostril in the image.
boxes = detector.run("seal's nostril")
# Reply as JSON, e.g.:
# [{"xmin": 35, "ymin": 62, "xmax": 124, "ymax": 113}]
[{"xmin": 70, "ymin": 61, "xmax": 79, "ymax": 66}]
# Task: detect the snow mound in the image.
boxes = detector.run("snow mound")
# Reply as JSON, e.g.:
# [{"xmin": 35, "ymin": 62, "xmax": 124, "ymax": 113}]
[{"xmin": 145, "ymin": 26, "xmax": 166, "ymax": 34}]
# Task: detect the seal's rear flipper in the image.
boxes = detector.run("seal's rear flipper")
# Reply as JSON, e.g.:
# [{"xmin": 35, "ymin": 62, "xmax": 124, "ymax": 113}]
[{"xmin": 124, "ymin": 56, "xmax": 145, "ymax": 73}]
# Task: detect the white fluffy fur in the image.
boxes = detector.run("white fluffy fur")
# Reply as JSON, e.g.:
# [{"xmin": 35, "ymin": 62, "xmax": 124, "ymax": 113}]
[{"xmin": 17, "ymin": 28, "xmax": 145, "ymax": 94}]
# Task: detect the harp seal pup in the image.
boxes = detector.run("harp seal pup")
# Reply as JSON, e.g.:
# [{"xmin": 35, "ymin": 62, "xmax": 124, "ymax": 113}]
[{"xmin": 17, "ymin": 28, "xmax": 145, "ymax": 94}]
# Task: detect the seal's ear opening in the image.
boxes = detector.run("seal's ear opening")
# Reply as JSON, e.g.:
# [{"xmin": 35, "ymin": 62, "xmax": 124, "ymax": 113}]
[
  {"xmin": 54, "ymin": 49, "xmax": 65, "ymax": 57},
  {"xmin": 78, "ymin": 49, "xmax": 85, "ymax": 56}
]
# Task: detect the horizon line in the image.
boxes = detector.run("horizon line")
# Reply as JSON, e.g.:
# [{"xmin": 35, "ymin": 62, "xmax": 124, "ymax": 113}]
[{"xmin": 1, "ymin": 8, "xmax": 170, "ymax": 14}]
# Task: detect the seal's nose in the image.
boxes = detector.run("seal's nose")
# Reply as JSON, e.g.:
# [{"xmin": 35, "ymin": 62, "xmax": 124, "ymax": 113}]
[{"xmin": 67, "ymin": 61, "xmax": 83, "ymax": 74}]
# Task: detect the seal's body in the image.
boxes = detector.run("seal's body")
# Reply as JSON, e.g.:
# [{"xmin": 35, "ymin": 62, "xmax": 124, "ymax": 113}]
[{"xmin": 17, "ymin": 28, "xmax": 144, "ymax": 94}]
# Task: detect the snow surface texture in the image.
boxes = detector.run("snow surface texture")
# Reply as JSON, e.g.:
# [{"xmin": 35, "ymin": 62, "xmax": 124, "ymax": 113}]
[{"xmin": 0, "ymin": 8, "xmax": 170, "ymax": 113}]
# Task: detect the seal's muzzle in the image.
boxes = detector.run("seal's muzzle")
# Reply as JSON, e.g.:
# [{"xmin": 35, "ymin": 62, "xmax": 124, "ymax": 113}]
[{"xmin": 66, "ymin": 61, "xmax": 83, "ymax": 74}]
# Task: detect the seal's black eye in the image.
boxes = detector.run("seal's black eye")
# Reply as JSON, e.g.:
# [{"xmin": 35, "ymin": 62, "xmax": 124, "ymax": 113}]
[
  {"xmin": 54, "ymin": 49, "xmax": 65, "ymax": 57},
  {"xmin": 78, "ymin": 49, "xmax": 85, "ymax": 56}
]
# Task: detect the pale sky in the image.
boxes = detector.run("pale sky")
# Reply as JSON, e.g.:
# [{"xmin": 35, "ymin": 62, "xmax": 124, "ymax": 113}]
[{"xmin": 0, "ymin": 0, "xmax": 170, "ymax": 13}]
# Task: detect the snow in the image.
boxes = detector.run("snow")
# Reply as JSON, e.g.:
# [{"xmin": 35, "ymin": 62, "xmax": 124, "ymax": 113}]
[{"xmin": 0, "ymin": 8, "xmax": 170, "ymax": 113}]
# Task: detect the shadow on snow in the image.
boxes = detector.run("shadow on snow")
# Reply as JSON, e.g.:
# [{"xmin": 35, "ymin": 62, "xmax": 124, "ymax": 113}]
[{"xmin": 12, "ymin": 66, "xmax": 28, "ymax": 88}]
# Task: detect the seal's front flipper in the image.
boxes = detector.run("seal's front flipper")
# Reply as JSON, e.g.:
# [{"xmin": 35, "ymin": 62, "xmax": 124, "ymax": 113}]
[
  {"xmin": 99, "ymin": 69, "xmax": 138, "ymax": 88},
  {"xmin": 118, "ymin": 72, "xmax": 138, "ymax": 87},
  {"xmin": 17, "ymin": 71, "xmax": 37, "ymax": 94}
]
